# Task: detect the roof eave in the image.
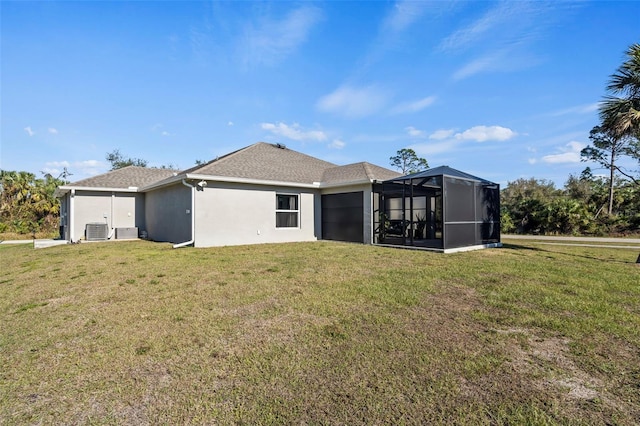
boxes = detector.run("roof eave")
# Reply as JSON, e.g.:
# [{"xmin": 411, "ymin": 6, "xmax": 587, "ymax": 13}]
[
  {"xmin": 54, "ymin": 185, "xmax": 140, "ymax": 197},
  {"xmin": 318, "ymin": 178, "xmax": 373, "ymax": 189},
  {"xmin": 187, "ymin": 174, "xmax": 321, "ymax": 189},
  {"xmin": 143, "ymin": 173, "xmax": 322, "ymax": 190},
  {"xmin": 139, "ymin": 174, "xmax": 185, "ymax": 191}
]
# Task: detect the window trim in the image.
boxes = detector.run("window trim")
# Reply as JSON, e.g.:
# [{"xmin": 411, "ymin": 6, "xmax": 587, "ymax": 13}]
[{"xmin": 275, "ymin": 193, "xmax": 300, "ymax": 229}]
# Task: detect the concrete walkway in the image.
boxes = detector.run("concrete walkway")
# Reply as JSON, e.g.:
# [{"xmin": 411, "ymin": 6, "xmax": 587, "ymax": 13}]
[
  {"xmin": 503, "ymin": 235, "xmax": 640, "ymax": 254},
  {"xmin": 0, "ymin": 239, "xmax": 34, "ymax": 245},
  {"xmin": 1, "ymin": 238, "xmax": 142, "ymax": 249},
  {"xmin": 502, "ymin": 235, "xmax": 640, "ymax": 244},
  {"xmin": 34, "ymin": 240, "xmax": 69, "ymax": 249},
  {"xmin": 0, "ymin": 239, "xmax": 69, "ymax": 248}
]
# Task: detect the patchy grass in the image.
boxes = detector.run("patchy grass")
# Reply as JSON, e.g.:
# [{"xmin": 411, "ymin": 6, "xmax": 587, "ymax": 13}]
[{"xmin": 0, "ymin": 239, "xmax": 639, "ymax": 424}]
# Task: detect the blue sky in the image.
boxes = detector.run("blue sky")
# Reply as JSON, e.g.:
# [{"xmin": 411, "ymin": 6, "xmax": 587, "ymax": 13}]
[{"xmin": 2, "ymin": 1, "xmax": 639, "ymax": 186}]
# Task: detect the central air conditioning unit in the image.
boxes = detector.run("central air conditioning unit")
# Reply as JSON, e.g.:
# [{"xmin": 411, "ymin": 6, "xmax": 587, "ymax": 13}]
[
  {"xmin": 116, "ymin": 227, "xmax": 138, "ymax": 239},
  {"xmin": 85, "ymin": 223, "xmax": 108, "ymax": 241}
]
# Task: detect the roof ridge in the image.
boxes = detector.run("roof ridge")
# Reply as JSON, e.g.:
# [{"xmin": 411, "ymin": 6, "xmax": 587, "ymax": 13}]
[
  {"xmin": 181, "ymin": 143, "xmax": 258, "ymax": 175},
  {"xmin": 68, "ymin": 165, "xmax": 134, "ymax": 184},
  {"xmin": 62, "ymin": 165, "xmax": 179, "ymax": 190},
  {"xmin": 361, "ymin": 162, "xmax": 374, "ymax": 180},
  {"xmin": 265, "ymin": 142, "xmax": 337, "ymax": 168},
  {"xmin": 181, "ymin": 142, "xmax": 338, "ymax": 184}
]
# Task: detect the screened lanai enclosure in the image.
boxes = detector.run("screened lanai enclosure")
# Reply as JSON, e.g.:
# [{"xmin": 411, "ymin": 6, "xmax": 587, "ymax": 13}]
[{"xmin": 373, "ymin": 166, "xmax": 501, "ymax": 252}]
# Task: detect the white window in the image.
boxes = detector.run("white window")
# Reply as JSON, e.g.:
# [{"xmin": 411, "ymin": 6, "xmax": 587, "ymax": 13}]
[{"xmin": 276, "ymin": 194, "xmax": 299, "ymax": 228}]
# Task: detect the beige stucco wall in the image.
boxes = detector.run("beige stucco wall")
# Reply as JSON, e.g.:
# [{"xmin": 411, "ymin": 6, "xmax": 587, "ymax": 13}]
[
  {"xmin": 145, "ymin": 184, "xmax": 191, "ymax": 244},
  {"xmin": 70, "ymin": 191, "xmax": 144, "ymax": 241},
  {"xmin": 194, "ymin": 182, "xmax": 320, "ymax": 247},
  {"xmin": 61, "ymin": 181, "xmax": 375, "ymax": 245},
  {"xmin": 320, "ymin": 183, "xmax": 374, "ymax": 244}
]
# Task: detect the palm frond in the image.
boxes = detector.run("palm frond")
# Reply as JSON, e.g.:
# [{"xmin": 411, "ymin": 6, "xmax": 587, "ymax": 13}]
[{"xmin": 606, "ymin": 43, "xmax": 640, "ymax": 97}]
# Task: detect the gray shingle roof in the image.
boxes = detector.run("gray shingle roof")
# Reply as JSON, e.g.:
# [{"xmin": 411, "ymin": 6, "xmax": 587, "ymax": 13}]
[
  {"xmin": 322, "ymin": 162, "xmax": 401, "ymax": 184},
  {"xmin": 59, "ymin": 143, "xmax": 401, "ymax": 192},
  {"xmin": 66, "ymin": 166, "xmax": 178, "ymax": 189},
  {"xmin": 182, "ymin": 142, "xmax": 338, "ymax": 184}
]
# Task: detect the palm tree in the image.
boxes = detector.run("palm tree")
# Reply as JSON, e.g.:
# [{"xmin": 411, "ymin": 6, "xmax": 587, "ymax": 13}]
[
  {"xmin": 600, "ymin": 43, "xmax": 640, "ymax": 139},
  {"xmin": 591, "ymin": 43, "xmax": 640, "ymax": 215}
]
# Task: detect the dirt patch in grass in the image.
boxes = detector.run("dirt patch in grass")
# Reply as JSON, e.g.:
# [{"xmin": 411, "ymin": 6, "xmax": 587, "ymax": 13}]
[
  {"xmin": 479, "ymin": 315, "xmax": 640, "ymax": 424},
  {"xmin": 497, "ymin": 328, "xmax": 629, "ymax": 418},
  {"xmin": 403, "ymin": 284, "xmax": 638, "ymax": 424}
]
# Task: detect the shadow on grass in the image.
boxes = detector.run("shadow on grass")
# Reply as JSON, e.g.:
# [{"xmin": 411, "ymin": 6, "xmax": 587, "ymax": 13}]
[
  {"xmin": 503, "ymin": 243, "xmax": 639, "ymax": 265},
  {"xmin": 501, "ymin": 243, "xmax": 543, "ymax": 252}
]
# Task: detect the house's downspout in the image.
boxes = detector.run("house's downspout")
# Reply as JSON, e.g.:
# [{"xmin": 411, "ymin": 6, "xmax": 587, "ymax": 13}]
[
  {"xmin": 108, "ymin": 192, "xmax": 116, "ymax": 239},
  {"xmin": 173, "ymin": 179, "xmax": 195, "ymax": 248},
  {"xmin": 69, "ymin": 189, "xmax": 75, "ymax": 242}
]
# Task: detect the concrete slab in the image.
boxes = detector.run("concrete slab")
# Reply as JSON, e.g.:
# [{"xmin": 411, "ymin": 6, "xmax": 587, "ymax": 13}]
[
  {"xmin": 503, "ymin": 235, "xmax": 640, "ymax": 244},
  {"xmin": 0, "ymin": 239, "xmax": 33, "ymax": 245},
  {"xmin": 539, "ymin": 242, "xmax": 640, "ymax": 250},
  {"xmin": 34, "ymin": 240, "xmax": 69, "ymax": 249}
]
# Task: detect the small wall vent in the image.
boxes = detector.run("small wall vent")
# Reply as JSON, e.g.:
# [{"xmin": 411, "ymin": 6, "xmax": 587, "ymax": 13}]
[{"xmin": 85, "ymin": 223, "xmax": 108, "ymax": 241}]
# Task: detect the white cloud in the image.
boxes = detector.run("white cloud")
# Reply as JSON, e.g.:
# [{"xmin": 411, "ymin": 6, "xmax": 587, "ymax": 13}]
[
  {"xmin": 391, "ymin": 96, "xmax": 436, "ymax": 114},
  {"xmin": 549, "ymin": 103, "xmax": 599, "ymax": 117},
  {"xmin": 452, "ymin": 46, "xmax": 543, "ymax": 81},
  {"xmin": 439, "ymin": 2, "xmax": 516, "ymax": 52},
  {"xmin": 45, "ymin": 160, "xmax": 70, "ymax": 169},
  {"xmin": 227, "ymin": 121, "xmax": 234, "ymax": 126},
  {"xmin": 48, "ymin": 127, "xmax": 58, "ymax": 134},
  {"xmin": 151, "ymin": 123, "xmax": 174, "ymax": 136},
  {"xmin": 77, "ymin": 160, "xmax": 101, "ymax": 168},
  {"xmin": 410, "ymin": 140, "xmax": 461, "ymax": 157},
  {"xmin": 24, "ymin": 126, "xmax": 35, "ymax": 136},
  {"xmin": 455, "ymin": 125, "xmax": 517, "ymax": 142},
  {"xmin": 41, "ymin": 167, "xmax": 64, "ymax": 176},
  {"xmin": 241, "ymin": 5, "xmax": 323, "ymax": 67},
  {"xmin": 429, "ymin": 129, "xmax": 455, "ymax": 140},
  {"xmin": 328, "ymin": 139, "xmax": 345, "ymax": 149},
  {"xmin": 405, "ymin": 126, "xmax": 426, "ymax": 138},
  {"xmin": 440, "ymin": 2, "xmax": 568, "ymax": 54},
  {"xmin": 316, "ymin": 85, "xmax": 389, "ymax": 118},
  {"xmin": 261, "ymin": 122, "xmax": 327, "ymax": 142},
  {"xmin": 43, "ymin": 160, "xmax": 105, "ymax": 178},
  {"xmin": 398, "ymin": 124, "xmax": 517, "ymax": 158},
  {"xmin": 541, "ymin": 141, "xmax": 585, "ymax": 164},
  {"xmin": 384, "ymin": 0, "xmax": 430, "ymax": 33},
  {"xmin": 360, "ymin": 1, "xmax": 450, "ymax": 72},
  {"xmin": 452, "ymin": 52, "xmax": 501, "ymax": 80},
  {"xmin": 403, "ymin": 125, "xmax": 516, "ymax": 157},
  {"xmin": 443, "ymin": 2, "xmax": 566, "ymax": 80},
  {"xmin": 351, "ymin": 133, "xmax": 404, "ymax": 144},
  {"xmin": 528, "ymin": 158, "xmax": 537, "ymax": 165}
]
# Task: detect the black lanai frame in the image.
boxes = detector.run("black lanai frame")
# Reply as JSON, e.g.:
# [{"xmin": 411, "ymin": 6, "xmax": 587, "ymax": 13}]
[{"xmin": 373, "ymin": 166, "xmax": 501, "ymax": 252}]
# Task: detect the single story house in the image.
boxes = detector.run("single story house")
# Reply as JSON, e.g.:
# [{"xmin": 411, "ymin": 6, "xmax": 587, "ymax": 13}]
[{"xmin": 55, "ymin": 142, "xmax": 501, "ymax": 252}]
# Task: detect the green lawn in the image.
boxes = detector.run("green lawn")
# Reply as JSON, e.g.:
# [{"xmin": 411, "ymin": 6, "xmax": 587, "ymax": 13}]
[{"xmin": 1, "ymin": 240, "xmax": 639, "ymax": 424}]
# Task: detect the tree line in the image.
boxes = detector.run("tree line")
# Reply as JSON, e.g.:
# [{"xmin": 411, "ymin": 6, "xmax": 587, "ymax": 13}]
[
  {"xmin": 503, "ymin": 43, "xmax": 639, "ymax": 236},
  {"xmin": 501, "ymin": 172, "xmax": 639, "ymax": 236},
  {"xmin": 0, "ymin": 170, "xmax": 68, "ymax": 236}
]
